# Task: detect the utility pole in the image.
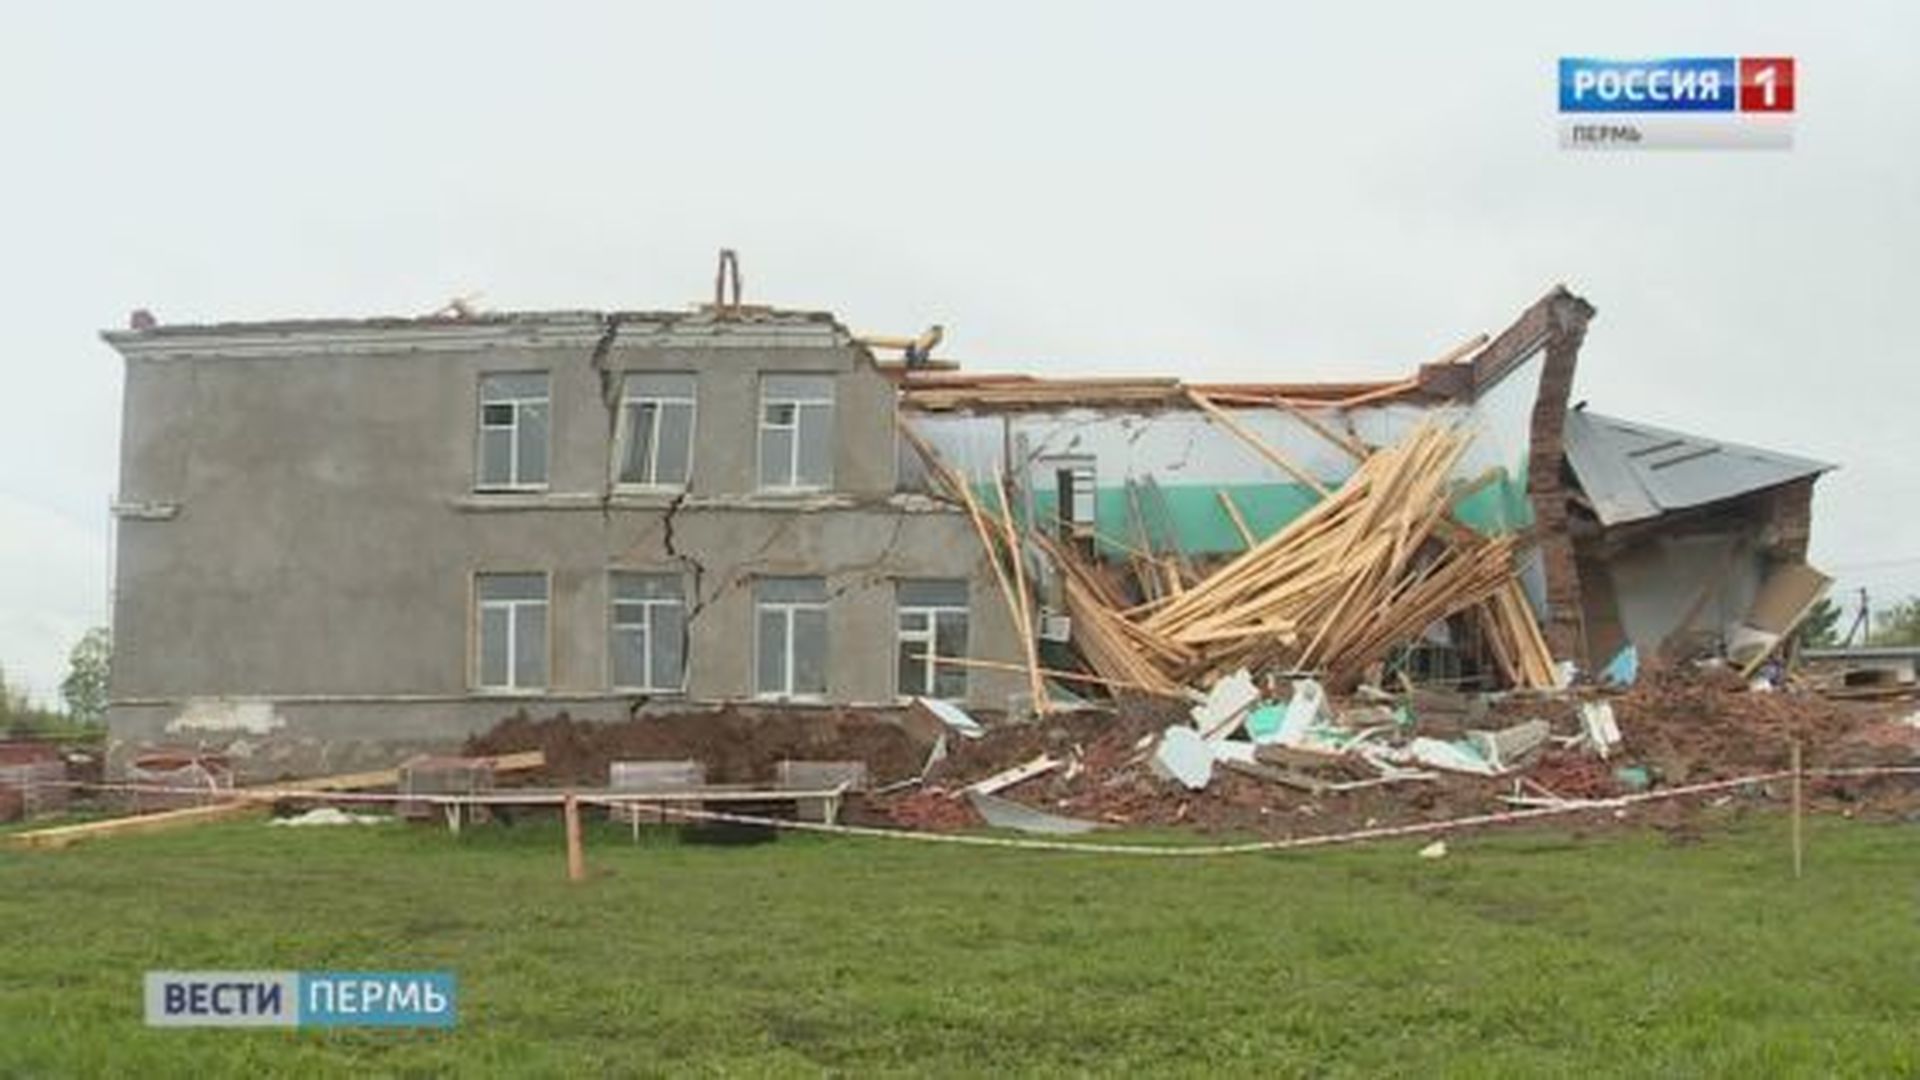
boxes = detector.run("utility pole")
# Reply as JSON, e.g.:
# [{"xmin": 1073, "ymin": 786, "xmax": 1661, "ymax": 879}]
[{"xmin": 1841, "ymin": 586, "xmax": 1870, "ymax": 647}]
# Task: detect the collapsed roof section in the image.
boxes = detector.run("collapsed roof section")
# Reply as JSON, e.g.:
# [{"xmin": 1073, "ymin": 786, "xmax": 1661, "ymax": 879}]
[{"xmin": 1563, "ymin": 409, "xmax": 1835, "ymax": 527}]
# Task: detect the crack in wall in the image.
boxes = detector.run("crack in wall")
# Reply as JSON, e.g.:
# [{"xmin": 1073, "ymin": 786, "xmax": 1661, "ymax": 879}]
[{"xmin": 589, "ymin": 315, "xmax": 623, "ymax": 524}]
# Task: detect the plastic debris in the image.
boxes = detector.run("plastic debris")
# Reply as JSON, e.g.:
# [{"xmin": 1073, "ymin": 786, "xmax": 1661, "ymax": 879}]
[
  {"xmin": 914, "ymin": 697, "xmax": 986, "ymax": 739},
  {"xmin": 1190, "ymin": 669, "xmax": 1260, "ymax": 740},
  {"xmin": 1245, "ymin": 704, "xmax": 1285, "ymax": 743},
  {"xmin": 1600, "ymin": 644, "xmax": 1639, "ymax": 687},
  {"xmin": 1465, "ymin": 719, "xmax": 1552, "ymax": 772},
  {"xmin": 268, "ymin": 807, "xmax": 389, "ymax": 827},
  {"xmin": 1579, "ymin": 701, "xmax": 1623, "ymax": 758},
  {"xmin": 1151, "ymin": 726, "xmax": 1213, "ymax": 790},
  {"xmin": 967, "ymin": 791, "xmax": 1100, "ymax": 835},
  {"xmin": 1276, "ymin": 679, "xmax": 1329, "ymax": 746},
  {"xmin": 1406, "ymin": 736, "xmax": 1502, "ymax": 776},
  {"xmin": 1613, "ymin": 765, "xmax": 1652, "ymax": 792}
]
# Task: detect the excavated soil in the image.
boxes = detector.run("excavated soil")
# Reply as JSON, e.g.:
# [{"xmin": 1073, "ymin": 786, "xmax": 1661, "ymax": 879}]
[{"xmin": 465, "ymin": 706, "xmax": 928, "ymax": 787}]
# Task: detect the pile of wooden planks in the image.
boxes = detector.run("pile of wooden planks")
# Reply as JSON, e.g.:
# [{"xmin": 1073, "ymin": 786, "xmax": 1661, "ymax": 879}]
[
  {"xmin": 1114, "ymin": 418, "xmax": 1541, "ymax": 688},
  {"xmin": 1476, "ymin": 579, "xmax": 1560, "ymax": 690},
  {"xmin": 903, "ymin": 409, "xmax": 1560, "ymax": 698}
]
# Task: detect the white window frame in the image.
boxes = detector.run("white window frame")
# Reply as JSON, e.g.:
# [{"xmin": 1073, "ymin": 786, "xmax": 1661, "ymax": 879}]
[
  {"xmin": 473, "ymin": 571, "xmax": 550, "ymax": 693},
  {"xmin": 1044, "ymin": 456, "xmax": 1097, "ymax": 531},
  {"xmin": 613, "ymin": 375, "xmax": 697, "ymax": 490},
  {"xmin": 755, "ymin": 584, "xmax": 829, "ymax": 701},
  {"xmin": 609, "ymin": 572, "xmax": 688, "ymax": 693},
  {"xmin": 896, "ymin": 593, "xmax": 969, "ymax": 701},
  {"xmin": 758, "ymin": 378, "xmax": 835, "ymax": 492},
  {"xmin": 476, "ymin": 374, "xmax": 550, "ymax": 492}
]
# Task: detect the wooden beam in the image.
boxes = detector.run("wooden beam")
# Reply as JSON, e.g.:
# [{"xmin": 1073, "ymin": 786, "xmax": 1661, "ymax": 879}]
[
  {"xmin": 1332, "ymin": 377, "xmax": 1423, "ymax": 410},
  {"xmin": 1426, "ymin": 332, "xmax": 1491, "ymax": 367},
  {"xmin": 994, "ymin": 473, "xmax": 1050, "ymax": 715},
  {"xmin": 1265, "ymin": 396, "xmax": 1371, "ymax": 461},
  {"xmin": 1216, "ymin": 489, "xmax": 1256, "ymax": 548},
  {"xmin": 5, "ymin": 800, "xmax": 267, "ymax": 851},
  {"xmin": 253, "ymin": 749, "xmax": 548, "ymax": 793},
  {"xmin": 1186, "ymin": 390, "xmax": 1330, "ymax": 497},
  {"xmin": 922, "ymin": 653, "xmax": 1187, "ymax": 698},
  {"xmin": 5, "ymin": 750, "xmax": 548, "ymax": 851}
]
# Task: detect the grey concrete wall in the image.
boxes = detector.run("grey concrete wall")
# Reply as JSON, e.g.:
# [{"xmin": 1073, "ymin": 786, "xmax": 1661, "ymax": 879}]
[
  {"xmin": 107, "ymin": 318, "xmax": 1025, "ymax": 776},
  {"xmin": 1605, "ymin": 531, "xmax": 1764, "ymax": 659}
]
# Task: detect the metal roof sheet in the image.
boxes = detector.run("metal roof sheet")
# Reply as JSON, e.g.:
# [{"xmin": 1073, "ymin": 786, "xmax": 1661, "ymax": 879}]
[{"xmin": 1563, "ymin": 409, "xmax": 1834, "ymax": 527}]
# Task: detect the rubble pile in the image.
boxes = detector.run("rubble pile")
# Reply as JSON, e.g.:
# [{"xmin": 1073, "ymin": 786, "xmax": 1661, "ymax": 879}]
[{"xmin": 871, "ymin": 666, "xmax": 1919, "ymax": 838}]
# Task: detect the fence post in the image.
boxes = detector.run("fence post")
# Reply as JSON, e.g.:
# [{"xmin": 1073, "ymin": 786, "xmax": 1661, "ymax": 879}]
[
  {"xmin": 565, "ymin": 792, "xmax": 586, "ymax": 883},
  {"xmin": 1790, "ymin": 739, "xmax": 1804, "ymax": 881}
]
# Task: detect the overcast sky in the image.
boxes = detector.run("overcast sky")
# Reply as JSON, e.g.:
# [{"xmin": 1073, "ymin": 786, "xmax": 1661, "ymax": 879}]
[{"xmin": 1, "ymin": 2, "xmax": 1915, "ymax": 703}]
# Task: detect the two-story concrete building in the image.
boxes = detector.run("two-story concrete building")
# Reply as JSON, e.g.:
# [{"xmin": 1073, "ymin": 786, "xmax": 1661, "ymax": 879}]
[{"xmin": 103, "ymin": 305, "xmax": 1026, "ymax": 778}]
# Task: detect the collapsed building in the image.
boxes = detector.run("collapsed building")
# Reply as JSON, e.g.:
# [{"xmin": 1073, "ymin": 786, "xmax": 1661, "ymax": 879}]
[{"xmin": 100, "ymin": 277, "xmax": 1834, "ymax": 779}]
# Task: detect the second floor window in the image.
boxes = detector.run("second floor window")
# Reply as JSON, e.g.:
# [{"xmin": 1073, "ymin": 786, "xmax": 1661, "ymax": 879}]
[
  {"xmin": 616, "ymin": 374, "xmax": 695, "ymax": 488},
  {"xmin": 758, "ymin": 375, "xmax": 834, "ymax": 491},
  {"xmin": 477, "ymin": 373, "xmax": 549, "ymax": 490}
]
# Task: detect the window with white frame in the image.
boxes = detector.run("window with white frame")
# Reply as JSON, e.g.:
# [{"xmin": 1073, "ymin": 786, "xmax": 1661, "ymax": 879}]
[
  {"xmin": 615, "ymin": 373, "xmax": 696, "ymax": 488},
  {"xmin": 610, "ymin": 572, "xmax": 687, "ymax": 692},
  {"xmin": 755, "ymin": 576, "xmax": 828, "ymax": 698},
  {"xmin": 476, "ymin": 373, "xmax": 550, "ymax": 490},
  {"xmin": 758, "ymin": 374, "xmax": 834, "ymax": 490},
  {"xmin": 896, "ymin": 579, "xmax": 969, "ymax": 700},
  {"xmin": 475, "ymin": 573, "xmax": 548, "ymax": 690}
]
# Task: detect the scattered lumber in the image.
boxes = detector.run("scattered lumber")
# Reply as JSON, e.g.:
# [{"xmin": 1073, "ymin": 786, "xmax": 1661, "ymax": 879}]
[
  {"xmin": 6, "ymin": 750, "xmax": 548, "ymax": 851},
  {"xmin": 924, "ymin": 654, "xmax": 1187, "ymax": 698},
  {"xmin": 961, "ymin": 754, "xmax": 1061, "ymax": 797},
  {"xmin": 1477, "ymin": 580, "xmax": 1559, "ymax": 690},
  {"xmin": 6, "ymin": 800, "xmax": 268, "ymax": 851}
]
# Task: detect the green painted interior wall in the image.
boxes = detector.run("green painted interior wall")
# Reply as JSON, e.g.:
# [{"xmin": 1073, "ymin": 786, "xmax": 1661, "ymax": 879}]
[{"xmin": 1005, "ymin": 462, "xmax": 1533, "ymax": 558}]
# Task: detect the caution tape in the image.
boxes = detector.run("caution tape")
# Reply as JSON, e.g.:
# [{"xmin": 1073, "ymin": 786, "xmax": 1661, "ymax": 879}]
[{"xmin": 25, "ymin": 763, "xmax": 1912, "ymax": 857}]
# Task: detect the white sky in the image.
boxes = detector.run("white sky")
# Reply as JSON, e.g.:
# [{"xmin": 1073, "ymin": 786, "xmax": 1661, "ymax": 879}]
[{"xmin": 1, "ymin": 2, "xmax": 1915, "ymax": 703}]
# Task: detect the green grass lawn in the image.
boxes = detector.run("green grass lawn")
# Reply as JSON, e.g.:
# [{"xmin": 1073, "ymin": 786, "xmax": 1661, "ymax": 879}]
[{"xmin": 1, "ymin": 813, "xmax": 1916, "ymax": 1077}]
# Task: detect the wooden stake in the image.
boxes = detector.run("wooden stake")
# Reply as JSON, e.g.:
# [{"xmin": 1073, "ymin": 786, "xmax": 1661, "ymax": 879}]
[
  {"xmin": 1790, "ymin": 739, "xmax": 1804, "ymax": 881},
  {"xmin": 564, "ymin": 791, "xmax": 586, "ymax": 883}
]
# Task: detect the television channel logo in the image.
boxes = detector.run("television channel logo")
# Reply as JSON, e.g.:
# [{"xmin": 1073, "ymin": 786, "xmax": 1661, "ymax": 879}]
[
  {"xmin": 1558, "ymin": 57, "xmax": 1794, "ymax": 150},
  {"xmin": 144, "ymin": 971, "xmax": 457, "ymax": 1028}
]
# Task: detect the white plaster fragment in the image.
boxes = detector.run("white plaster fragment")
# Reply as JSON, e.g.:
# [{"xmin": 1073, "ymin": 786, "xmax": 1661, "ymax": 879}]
[{"xmin": 167, "ymin": 698, "xmax": 285, "ymax": 735}]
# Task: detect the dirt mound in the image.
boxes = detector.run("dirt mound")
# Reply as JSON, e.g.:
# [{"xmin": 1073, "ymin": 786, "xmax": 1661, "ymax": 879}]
[
  {"xmin": 465, "ymin": 706, "xmax": 928, "ymax": 787},
  {"xmin": 1606, "ymin": 668, "xmax": 1904, "ymax": 781}
]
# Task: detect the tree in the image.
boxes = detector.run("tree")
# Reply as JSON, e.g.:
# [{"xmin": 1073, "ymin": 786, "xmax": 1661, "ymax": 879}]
[
  {"xmin": 1869, "ymin": 597, "xmax": 1920, "ymax": 647},
  {"xmin": 1793, "ymin": 597, "xmax": 1843, "ymax": 649},
  {"xmin": 59, "ymin": 627, "xmax": 111, "ymax": 726}
]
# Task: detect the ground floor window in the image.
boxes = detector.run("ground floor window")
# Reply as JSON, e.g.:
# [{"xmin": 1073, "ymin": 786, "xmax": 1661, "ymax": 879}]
[
  {"xmin": 476, "ymin": 572, "xmax": 548, "ymax": 690},
  {"xmin": 755, "ymin": 577, "xmax": 828, "ymax": 699},
  {"xmin": 896, "ymin": 579, "xmax": 969, "ymax": 699},
  {"xmin": 611, "ymin": 572, "xmax": 687, "ymax": 691}
]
